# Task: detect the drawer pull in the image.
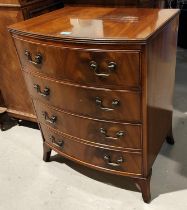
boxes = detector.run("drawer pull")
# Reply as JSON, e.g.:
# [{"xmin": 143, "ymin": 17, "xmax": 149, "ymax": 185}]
[
  {"xmin": 50, "ymin": 135, "xmax": 64, "ymax": 148},
  {"xmin": 42, "ymin": 111, "xmax": 57, "ymax": 124},
  {"xmin": 100, "ymin": 128, "xmax": 125, "ymax": 140},
  {"xmin": 34, "ymin": 84, "xmax": 50, "ymax": 97},
  {"xmin": 108, "ymin": 62, "xmax": 117, "ymax": 71},
  {"xmin": 25, "ymin": 50, "xmax": 42, "ymax": 65},
  {"xmin": 89, "ymin": 61, "xmax": 116, "ymax": 77},
  {"xmin": 95, "ymin": 97, "xmax": 120, "ymax": 111},
  {"xmin": 104, "ymin": 155, "xmax": 124, "ymax": 167}
]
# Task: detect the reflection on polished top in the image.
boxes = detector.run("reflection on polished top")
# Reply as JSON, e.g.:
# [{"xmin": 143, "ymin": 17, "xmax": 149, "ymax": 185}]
[{"xmin": 9, "ymin": 7, "xmax": 179, "ymax": 43}]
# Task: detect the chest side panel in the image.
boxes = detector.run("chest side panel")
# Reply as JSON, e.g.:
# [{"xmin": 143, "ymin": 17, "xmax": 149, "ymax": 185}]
[{"xmin": 146, "ymin": 16, "xmax": 179, "ymax": 170}]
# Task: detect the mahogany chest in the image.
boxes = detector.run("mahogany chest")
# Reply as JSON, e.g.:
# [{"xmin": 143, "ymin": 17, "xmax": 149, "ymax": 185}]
[{"xmin": 9, "ymin": 7, "xmax": 179, "ymax": 202}]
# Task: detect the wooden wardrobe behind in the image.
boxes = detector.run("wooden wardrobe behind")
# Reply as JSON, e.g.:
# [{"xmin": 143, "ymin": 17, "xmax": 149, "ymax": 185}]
[{"xmin": 0, "ymin": 0, "xmax": 64, "ymax": 125}]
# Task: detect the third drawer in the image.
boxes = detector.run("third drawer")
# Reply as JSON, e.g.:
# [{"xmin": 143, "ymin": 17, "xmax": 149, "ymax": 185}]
[{"xmin": 34, "ymin": 100, "xmax": 142, "ymax": 150}]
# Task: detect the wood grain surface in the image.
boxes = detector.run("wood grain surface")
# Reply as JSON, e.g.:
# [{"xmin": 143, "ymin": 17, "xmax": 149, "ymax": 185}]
[
  {"xmin": 41, "ymin": 124, "xmax": 143, "ymax": 175},
  {"xmin": 34, "ymin": 100, "xmax": 142, "ymax": 150},
  {"xmin": 23, "ymin": 72, "xmax": 141, "ymax": 123},
  {"xmin": 9, "ymin": 7, "xmax": 179, "ymax": 44},
  {"xmin": 9, "ymin": 7, "xmax": 179, "ymax": 203},
  {"xmin": 14, "ymin": 37, "xmax": 141, "ymax": 89},
  {"xmin": 146, "ymin": 17, "xmax": 179, "ymax": 171},
  {"xmin": 0, "ymin": 7, "xmax": 34, "ymax": 118},
  {"xmin": 0, "ymin": 0, "xmax": 63, "ymax": 122}
]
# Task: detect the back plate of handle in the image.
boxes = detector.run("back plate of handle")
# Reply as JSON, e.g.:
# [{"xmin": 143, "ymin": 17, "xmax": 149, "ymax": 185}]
[{"xmin": 104, "ymin": 155, "xmax": 124, "ymax": 167}]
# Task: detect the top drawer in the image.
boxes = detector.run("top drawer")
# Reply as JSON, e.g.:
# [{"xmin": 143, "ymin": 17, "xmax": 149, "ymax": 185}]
[{"xmin": 14, "ymin": 38, "xmax": 141, "ymax": 89}]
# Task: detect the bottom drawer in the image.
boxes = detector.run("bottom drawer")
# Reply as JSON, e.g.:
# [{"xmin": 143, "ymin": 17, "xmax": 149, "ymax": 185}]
[{"xmin": 41, "ymin": 124, "xmax": 142, "ymax": 176}]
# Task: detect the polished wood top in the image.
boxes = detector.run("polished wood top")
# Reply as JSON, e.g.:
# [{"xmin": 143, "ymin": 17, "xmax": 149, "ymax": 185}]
[{"xmin": 9, "ymin": 7, "xmax": 179, "ymax": 43}]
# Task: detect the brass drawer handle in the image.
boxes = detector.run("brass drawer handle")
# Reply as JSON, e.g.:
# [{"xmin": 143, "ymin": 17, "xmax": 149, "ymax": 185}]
[
  {"xmin": 95, "ymin": 97, "xmax": 120, "ymax": 111},
  {"xmin": 104, "ymin": 155, "xmax": 124, "ymax": 167},
  {"xmin": 25, "ymin": 50, "xmax": 42, "ymax": 65},
  {"xmin": 89, "ymin": 61, "xmax": 116, "ymax": 77},
  {"xmin": 50, "ymin": 135, "xmax": 64, "ymax": 148},
  {"xmin": 100, "ymin": 128, "xmax": 125, "ymax": 140},
  {"xmin": 42, "ymin": 111, "xmax": 57, "ymax": 124},
  {"xmin": 33, "ymin": 84, "xmax": 50, "ymax": 97}
]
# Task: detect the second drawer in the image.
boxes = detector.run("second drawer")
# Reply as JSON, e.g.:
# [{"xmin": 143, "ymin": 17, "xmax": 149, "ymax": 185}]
[
  {"xmin": 34, "ymin": 100, "xmax": 142, "ymax": 150},
  {"xmin": 24, "ymin": 72, "xmax": 141, "ymax": 122}
]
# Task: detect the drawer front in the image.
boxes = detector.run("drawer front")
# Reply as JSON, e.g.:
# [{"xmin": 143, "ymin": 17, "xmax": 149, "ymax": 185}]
[
  {"xmin": 24, "ymin": 73, "xmax": 141, "ymax": 122},
  {"xmin": 15, "ymin": 38, "xmax": 140, "ymax": 89},
  {"xmin": 41, "ymin": 124, "xmax": 142, "ymax": 175},
  {"xmin": 34, "ymin": 100, "xmax": 142, "ymax": 150}
]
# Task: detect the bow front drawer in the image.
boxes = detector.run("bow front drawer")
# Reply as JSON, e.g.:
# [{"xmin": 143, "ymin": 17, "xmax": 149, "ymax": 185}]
[
  {"xmin": 34, "ymin": 100, "xmax": 142, "ymax": 150},
  {"xmin": 14, "ymin": 38, "xmax": 141, "ymax": 89},
  {"xmin": 41, "ymin": 124, "xmax": 142, "ymax": 175},
  {"xmin": 24, "ymin": 72, "xmax": 141, "ymax": 122}
]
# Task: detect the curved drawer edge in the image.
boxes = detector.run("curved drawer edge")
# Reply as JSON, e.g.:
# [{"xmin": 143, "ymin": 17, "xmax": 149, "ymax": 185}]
[
  {"xmin": 41, "ymin": 124, "xmax": 143, "ymax": 176},
  {"xmin": 24, "ymin": 72, "xmax": 142, "ymax": 123},
  {"xmin": 40, "ymin": 122, "xmax": 142, "ymax": 152},
  {"xmin": 35, "ymin": 99, "xmax": 142, "ymax": 125},
  {"xmin": 45, "ymin": 141, "xmax": 142, "ymax": 178}
]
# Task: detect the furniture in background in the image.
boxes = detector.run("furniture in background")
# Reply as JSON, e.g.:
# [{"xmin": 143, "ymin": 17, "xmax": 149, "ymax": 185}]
[
  {"xmin": 0, "ymin": 0, "xmax": 64, "ymax": 130},
  {"xmin": 9, "ymin": 7, "xmax": 179, "ymax": 202},
  {"xmin": 177, "ymin": 2, "xmax": 187, "ymax": 48},
  {"xmin": 63, "ymin": 0, "xmax": 166, "ymax": 7}
]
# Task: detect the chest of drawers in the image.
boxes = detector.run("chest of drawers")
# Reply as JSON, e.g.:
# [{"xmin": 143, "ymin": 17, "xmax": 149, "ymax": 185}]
[{"xmin": 9, "ymin": 7, "xmax": 179, "ymax": 203}]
